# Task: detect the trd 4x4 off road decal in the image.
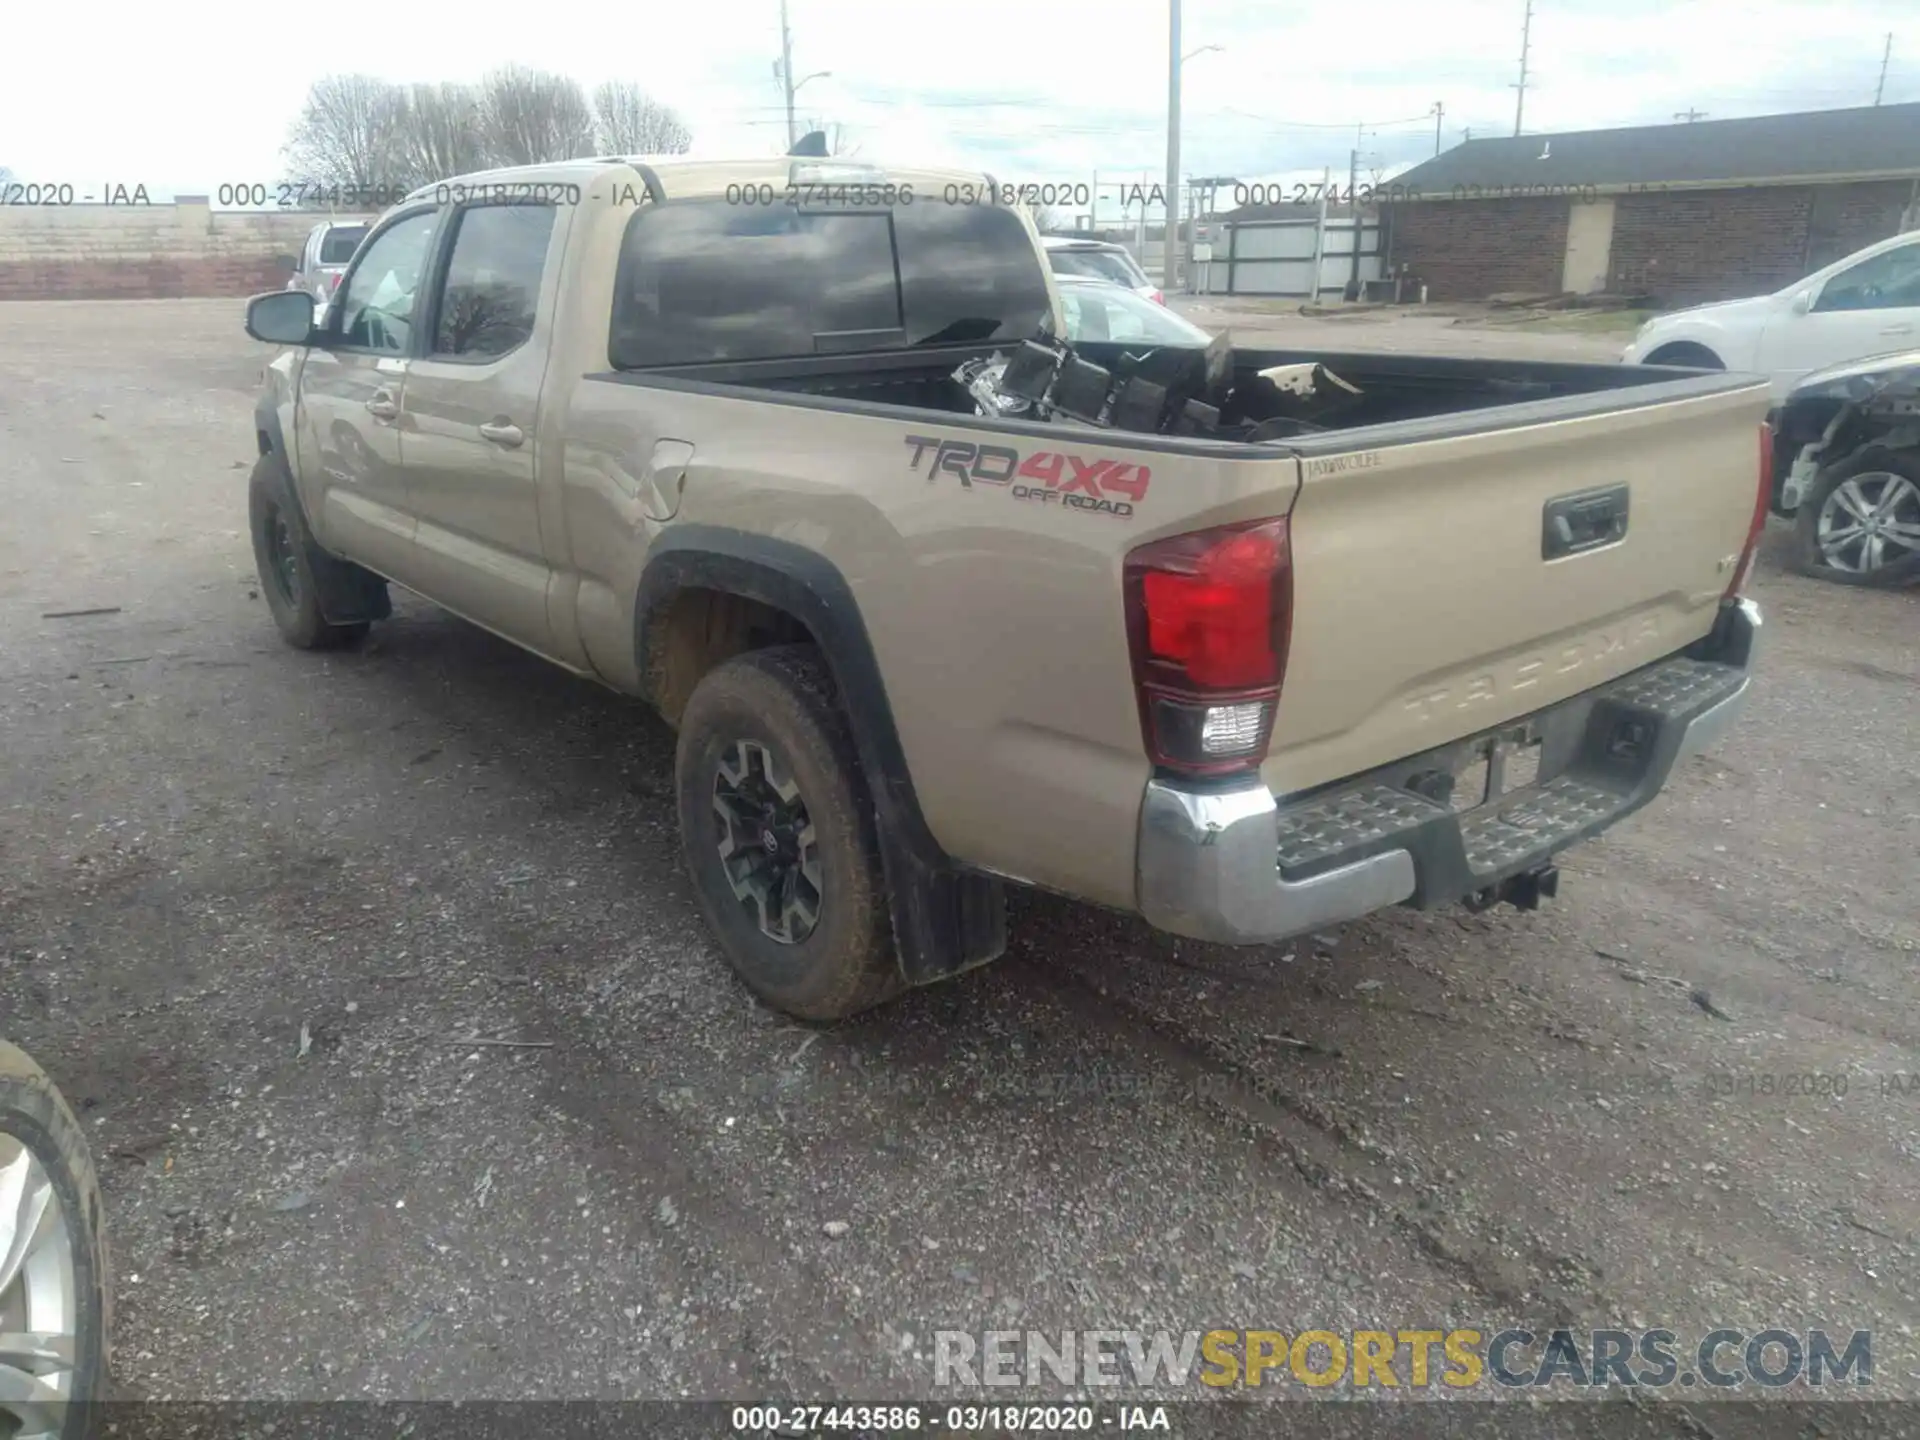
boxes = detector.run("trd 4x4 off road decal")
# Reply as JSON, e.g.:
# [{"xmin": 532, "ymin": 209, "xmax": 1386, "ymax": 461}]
[{"xmin": 903, "ymin": 435, "xmax": 1148, "ymax": 519}]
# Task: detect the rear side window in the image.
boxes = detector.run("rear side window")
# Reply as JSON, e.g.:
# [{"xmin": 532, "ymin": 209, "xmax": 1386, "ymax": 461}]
[
  {"xmin": 610, "ymin": 197, "xmax": 1051, "ymax": 368},
  {"xmin": 1050, "ymin": 248, "xmax": 1144, "ymax": 288},
  {"xmin": 318, "ymin": 226, "xmax": 368, "ymax": 265},
  {"xmin": 431, "ymin": 204, "xmax": 557, "ymax": 358}
]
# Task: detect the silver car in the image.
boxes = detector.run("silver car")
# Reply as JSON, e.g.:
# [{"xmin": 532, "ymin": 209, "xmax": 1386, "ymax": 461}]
[{"xmin": 287, "ymin": 219, "xmax": 371, "ymax": 320}]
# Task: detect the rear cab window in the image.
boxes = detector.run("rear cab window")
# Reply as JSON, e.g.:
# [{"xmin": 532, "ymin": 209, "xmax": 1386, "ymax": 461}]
[
  {"xmin": 318, "ymin": 226, "xmax": 369, "ymax": 266},
  {"xmin": 609, "ymin": 196, "xmax": 1053, "ymax": 368},
  {"xmin": 1049, "ymin": 247, "xmax": 1146, "ymax": 289}
]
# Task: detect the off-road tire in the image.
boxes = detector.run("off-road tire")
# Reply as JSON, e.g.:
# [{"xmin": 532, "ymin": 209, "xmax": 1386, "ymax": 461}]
[
  {"xmin": 247, "ymin": 455, "xmax": 371, "ymax": 650},
  {"xmin": 1791, "ymin": 446, "xmax": 1920, "ymax": 589},
  {"xmin": 675, "ymin": 645, "xmax": 905, "ymax": 1021},
  {"xmin": 0, "ymin": 1041, "xmax": 110, "ymax": 1439}
]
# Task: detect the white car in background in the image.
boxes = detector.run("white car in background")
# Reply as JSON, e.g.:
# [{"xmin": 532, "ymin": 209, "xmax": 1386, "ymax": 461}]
[
  {"xmin": 1042, "ymin": 236, "xmax": 1163, "ymax": 304},
  {"xmin": 1622, "ymin": 229, "xmax": 1920, "ymax": 401}
]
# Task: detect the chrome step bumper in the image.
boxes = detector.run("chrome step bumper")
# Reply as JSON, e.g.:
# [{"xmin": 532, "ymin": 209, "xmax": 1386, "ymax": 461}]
[{"xmin": 1137, "ymin": 598, "xmax": 1759, "ymax": 946}]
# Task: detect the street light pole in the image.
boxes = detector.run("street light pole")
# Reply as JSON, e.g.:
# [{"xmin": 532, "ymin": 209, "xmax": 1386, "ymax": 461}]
[
  {"xmin": 779, "ymin": 0, "xmax": 798, "ymax": 149},
  {"xmin": 1163, "ymin": 0, "xmax": 1182, "ymax": 294}
]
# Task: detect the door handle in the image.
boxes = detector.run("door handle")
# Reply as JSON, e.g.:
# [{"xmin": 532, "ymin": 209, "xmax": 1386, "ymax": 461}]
[
  {"xmin": 478, "ymin": 420, "xmax": 525, "ymax": 448},
  {"xmin": 1879, "ymin": 323, "xmax": 1914, "ymax": 336},
  {"xmin": 366, "ymin": 391, "xmax": 399, "ymax": 421}
]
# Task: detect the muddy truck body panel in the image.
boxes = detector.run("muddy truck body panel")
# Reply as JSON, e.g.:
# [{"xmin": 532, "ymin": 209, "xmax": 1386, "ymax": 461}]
[{"xmin": 247, "ymin": 154, "xmax": 1771, "ymax": 1017}]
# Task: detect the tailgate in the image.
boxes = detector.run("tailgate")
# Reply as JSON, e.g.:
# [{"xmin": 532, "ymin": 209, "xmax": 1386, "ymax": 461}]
[{"xmin": 1267, "ymin": 381, "xmax": 1769, "ymax": 795}]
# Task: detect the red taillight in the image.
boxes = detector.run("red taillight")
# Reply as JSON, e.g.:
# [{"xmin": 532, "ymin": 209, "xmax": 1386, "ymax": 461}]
[
  {"xmin": 1124, "ymin": 517, "xmax": 1293, "ymax": 776},
  {"xmin": 1150, "ymin": 290, "xmax": 1165, "ymax": 305},
  {"xmin": 1726, "ymin": 421, "xmax": 1772, "ymax": 599},
  {"xmin": 331, "ymin": 271, "xmax": 344, "ymax": 291}
]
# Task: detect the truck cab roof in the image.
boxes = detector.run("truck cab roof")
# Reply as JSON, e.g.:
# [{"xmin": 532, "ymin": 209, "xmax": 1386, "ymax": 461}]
[{"xmin": 402, "ymin": 157, "xmax": 999, "ymax": 207}]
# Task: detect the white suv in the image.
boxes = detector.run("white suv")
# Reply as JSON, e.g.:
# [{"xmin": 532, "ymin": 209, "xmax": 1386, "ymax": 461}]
[{"xmin": 1623, "ymin": 230, "xmax": 1920, "ymax": 401}]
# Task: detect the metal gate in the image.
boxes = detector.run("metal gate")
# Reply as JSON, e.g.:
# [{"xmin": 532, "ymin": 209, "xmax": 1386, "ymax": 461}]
[{"xmin": 1202, "ymin": 216, "xmax": 1384, "ymax": 297}]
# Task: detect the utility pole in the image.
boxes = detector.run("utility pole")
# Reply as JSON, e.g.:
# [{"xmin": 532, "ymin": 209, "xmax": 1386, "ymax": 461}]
[
  {"xmin": 1673, "ymin": 108, "xmax": 1708, "ymax": 122},
  {"xmin": 1512, "ymin": 0, "xmax": 1533, "ymax": 137},
  {"xmin": 1344, "ymin": 126, "xmax": 1362, "ymax": 301},
  {"xmin": 779, "ymin": 0, "xmax": 797, "ymax": 150},
  {"xmin": 1163, "ymin": 0, "xmax": 1182, "ymax": 293},
  {"xmin": 1433, "ymin": 101, "xmax": 1445, "ymax": 156},
  {"xmin": 1876, "ymin": 33, "xmax": 1893, "ymax": 105}
]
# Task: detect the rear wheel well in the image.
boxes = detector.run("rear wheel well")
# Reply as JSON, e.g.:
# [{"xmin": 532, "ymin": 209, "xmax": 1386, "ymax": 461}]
[
  {"xmin": 1643, "ymin": 341, "xmax": 1725, "ymax": 370},
  {"xmin": 642, "ymin": 586, "xmax": 817, "ymax": 727}
]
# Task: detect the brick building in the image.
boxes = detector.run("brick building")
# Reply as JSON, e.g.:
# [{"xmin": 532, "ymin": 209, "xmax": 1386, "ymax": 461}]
[{"xmin": 1384, "ymin": 103, "xmax": 1920, "ymax": 306}]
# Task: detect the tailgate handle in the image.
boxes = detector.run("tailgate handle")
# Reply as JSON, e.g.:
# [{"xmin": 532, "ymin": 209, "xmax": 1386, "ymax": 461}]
[{"xmin": 1542, "ymin": 484, "xmax": 1629, "ymax": 560}]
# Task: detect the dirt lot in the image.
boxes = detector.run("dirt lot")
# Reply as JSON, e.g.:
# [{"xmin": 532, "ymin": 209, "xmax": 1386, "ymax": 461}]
[{"xmin": 2, "ymin": 300, "xmax": 1918, "ymax": 1415}]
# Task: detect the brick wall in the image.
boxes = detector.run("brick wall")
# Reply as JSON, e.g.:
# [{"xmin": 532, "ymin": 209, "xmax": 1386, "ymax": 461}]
[
  {"xmin": 1388, "ymin": 180, "xmax": 1919, "ymax": 309},
  {"xmin": 0, "ymin": 200, "xmax": 367, "ymax": 301},
  {"xmin": 1607, "ymin": 187, "xmax": 1815, "ymax": 305},
  {"xmin": 1805, "ymin": 179, "xmax": 1914, "ymax": 272},
  {"xmin": 1384, "ymin": 196, "xmax": 1569, "ymax": 300}
]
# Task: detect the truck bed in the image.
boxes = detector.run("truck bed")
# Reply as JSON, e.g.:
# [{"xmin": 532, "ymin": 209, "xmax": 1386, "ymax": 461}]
[{"xmin": 622, "ymin": 343, "xmax": 1723, "ymax": 441}]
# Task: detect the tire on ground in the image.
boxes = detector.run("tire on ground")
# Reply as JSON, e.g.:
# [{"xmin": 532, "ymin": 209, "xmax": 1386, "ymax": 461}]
[
  {"xmin": 0, "ymin": 1040, "xmax": 111, "ymax": 1435},
  {"xmin": 247, "ymin": 454, "xmax": 372, "ymax": 649},
  {"xmin": 1790, "ymin": 445, "xmax": 1920, "ymax": 589},
  {"xmin": 674, "ymin": 644, "xmax": 905, "ymax": 1021}
]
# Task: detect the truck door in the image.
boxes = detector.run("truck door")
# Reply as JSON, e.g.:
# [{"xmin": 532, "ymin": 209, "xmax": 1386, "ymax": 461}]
[
  {"xmin": 294, "ymin": 206, "xmax": 439, "ymax": 581},
  {"xmin": 395, "ymin": 199, "xmax": 567, "ymax": 653}
]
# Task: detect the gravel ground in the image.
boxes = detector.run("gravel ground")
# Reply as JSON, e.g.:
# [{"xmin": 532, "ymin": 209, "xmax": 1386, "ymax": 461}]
[
  {"xmin": 1171, "ymin": 296, "xmax": 1632, "ymax": 361},
  {"xmin": 2, "ymin": 300, "xmax": 1917, "ymax": 1416}
]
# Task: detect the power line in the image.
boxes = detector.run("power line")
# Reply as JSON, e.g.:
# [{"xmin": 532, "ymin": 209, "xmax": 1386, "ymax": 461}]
[{"xmin": 1876, "ymin": 33, "xmax": 1894, "ymax": 105}]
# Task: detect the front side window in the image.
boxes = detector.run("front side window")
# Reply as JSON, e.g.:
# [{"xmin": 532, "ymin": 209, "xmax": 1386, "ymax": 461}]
[
  {"xmin": 431, "ymin": 204, "xmax": 556, "ymax": 358},
  {"xmin": 334, "ymin": 210, "xmax": 438, "ymax": 353},
  {"xmin": 1813, "ymin": 242, "xmax": 1920, "ymax": 313},
  {"xmin": 609, "ymin": 196, "xmax": 1052, "ymax": 368}
]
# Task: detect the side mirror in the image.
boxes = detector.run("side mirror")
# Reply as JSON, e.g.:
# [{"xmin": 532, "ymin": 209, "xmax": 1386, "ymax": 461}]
[
  {"xmin": 246, "ymin": 290, "xmax": 317, "ymax": 345},
  {"xmin": 1789, "ymin": 290, "xmax": 1812, "ymax": 316}
]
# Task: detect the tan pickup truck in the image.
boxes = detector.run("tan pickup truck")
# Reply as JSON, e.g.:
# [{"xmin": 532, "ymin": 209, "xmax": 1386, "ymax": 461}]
[{"xmin": 242, "ymin": 155, "xmax": 1770, "ymax": 1020}]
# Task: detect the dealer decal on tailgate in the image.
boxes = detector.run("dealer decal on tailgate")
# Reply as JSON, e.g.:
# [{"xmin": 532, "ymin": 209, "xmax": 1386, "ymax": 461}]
[{"xmin": 904, "ymin": 435, "xmax": 1148, "ymax": 519}]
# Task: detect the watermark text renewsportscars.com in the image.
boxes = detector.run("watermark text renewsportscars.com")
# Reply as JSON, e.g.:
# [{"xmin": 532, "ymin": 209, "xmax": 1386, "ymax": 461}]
[{"xmin": 934, "ymin": 1327, "xmax": 1871, "ymax": 1391}]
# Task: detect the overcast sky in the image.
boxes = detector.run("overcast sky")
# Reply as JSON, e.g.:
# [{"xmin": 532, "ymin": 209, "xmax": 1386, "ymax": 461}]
[{"xmin": 3, "ymin": 0, "xmax": 1915, "ymax": 211}]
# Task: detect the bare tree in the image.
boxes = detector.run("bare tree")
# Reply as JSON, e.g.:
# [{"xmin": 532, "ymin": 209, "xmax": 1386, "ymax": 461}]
[
  {"xmin": 396, "ymin": 82, "xmax": 488, "ymax": 184},
  {"xmin": 283, "ymin": 75, "xmax": 410, "ymax": 190},
  {"xmin": 1023, "ymin": 202, "xmax": 1066, "ymax": 234},
  {"xmin": 476, "ymin": 66, "xmax": 596, "ymax": 168},
  {"xmin": 592, "ymin": 81, "xmax": 692, "ymax": 155}
]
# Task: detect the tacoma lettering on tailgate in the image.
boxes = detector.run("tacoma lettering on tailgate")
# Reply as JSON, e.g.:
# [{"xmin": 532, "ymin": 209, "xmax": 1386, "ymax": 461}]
[
  {"xmin": 1402, "ymin": 615, "xmax": 1666, "ymax": 723},
  {"xmin": 904, "ymin": 435, "xmax": 1148, "ymax": 519}
]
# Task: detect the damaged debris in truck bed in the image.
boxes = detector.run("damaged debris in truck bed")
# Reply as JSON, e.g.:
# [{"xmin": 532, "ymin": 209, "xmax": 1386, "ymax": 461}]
[{"xmin": 953, "ymin": 330, "xmax": 1365, "ymax": 442}]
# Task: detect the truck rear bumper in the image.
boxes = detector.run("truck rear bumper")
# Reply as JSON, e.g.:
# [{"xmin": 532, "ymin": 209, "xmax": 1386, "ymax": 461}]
[{"xmin": 1137, "ymin": 598, "xmax": 1760, "ymax": 946}]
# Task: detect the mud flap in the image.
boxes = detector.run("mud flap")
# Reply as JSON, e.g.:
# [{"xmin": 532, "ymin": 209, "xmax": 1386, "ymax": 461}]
[{"xmin": 881, "ymin": 836, "xmax": 1009, "ymax": 987}]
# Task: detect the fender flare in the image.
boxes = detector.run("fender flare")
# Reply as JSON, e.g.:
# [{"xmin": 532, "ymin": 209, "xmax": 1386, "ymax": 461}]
[{"xmin": 636, "ymin": 525, "xmax": 1006, "ymax": 985}]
